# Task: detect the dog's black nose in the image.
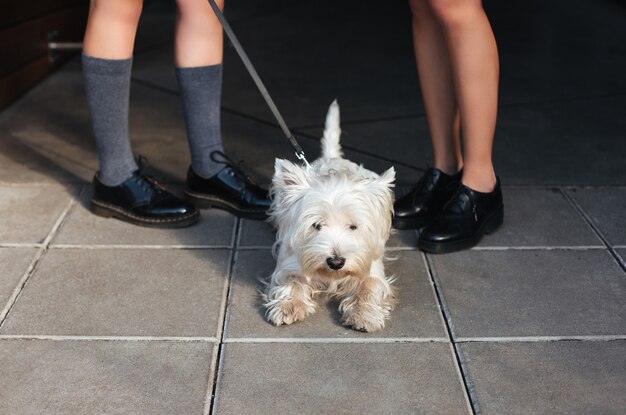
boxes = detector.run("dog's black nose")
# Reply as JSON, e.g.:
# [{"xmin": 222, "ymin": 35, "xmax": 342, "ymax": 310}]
[{"xmin": 326, "ymin": 256, "xmax": 346, "ymax": 270}]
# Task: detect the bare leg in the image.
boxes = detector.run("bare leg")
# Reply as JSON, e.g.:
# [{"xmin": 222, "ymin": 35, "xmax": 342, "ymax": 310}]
[
  {"xmin": 174, "ymin": 0, "xmax": 224, "ymax": 67},
  {"xmin": 409, "ymin": 0, "xmax": 462, "ymax": 175},
  {"xmin": 429, "ymin": 0, "xmax": 499, "ymax": 192},
  {"xmin": 83, "ymin": 0, "xmax": 143, "ymax": 58}
]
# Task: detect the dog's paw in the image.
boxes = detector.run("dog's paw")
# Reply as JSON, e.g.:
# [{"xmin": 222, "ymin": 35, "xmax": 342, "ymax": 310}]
[
  {"xmin": 341, "ymin": 303, "xmax": 387, "ymax": 333},
  {"xmin": 266, "ymin": 299, "xmax": 315, "ymax": 326}
]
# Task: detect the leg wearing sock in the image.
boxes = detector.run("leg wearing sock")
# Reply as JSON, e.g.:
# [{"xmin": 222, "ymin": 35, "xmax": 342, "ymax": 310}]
[
  {"xmin": 82, "ymin": 53, "xmax": 138, "ymax": 186},
  {"xmin": 176, "ymin": 64, "xmax": 224, "ymax": 179}
]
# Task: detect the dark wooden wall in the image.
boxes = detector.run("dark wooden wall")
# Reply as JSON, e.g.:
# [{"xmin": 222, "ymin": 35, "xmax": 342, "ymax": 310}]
[{"xmin": 0, "ymin": 0, "xmax": 88, "ymax": 109}]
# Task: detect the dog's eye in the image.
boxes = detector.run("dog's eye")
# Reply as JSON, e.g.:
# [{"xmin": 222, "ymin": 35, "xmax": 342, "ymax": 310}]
[
  {"xmin": 349, "ymin": 224, "xmax": 357, "ymax": 231},
  {"xmin": 312, "ymin": 223, "xmax": 322, "ymax": 231}
]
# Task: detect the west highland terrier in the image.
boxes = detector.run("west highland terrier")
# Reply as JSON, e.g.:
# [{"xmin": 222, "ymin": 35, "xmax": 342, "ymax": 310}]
[{"xmin": 264, "ymin": 101, "xmax": 396, "ymax": 332}]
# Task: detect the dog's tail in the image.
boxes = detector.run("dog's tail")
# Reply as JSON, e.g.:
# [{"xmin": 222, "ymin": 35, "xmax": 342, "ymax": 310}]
[{"xmin": 321, "ymin": 99, "xmax": 343, "ymax": 159}]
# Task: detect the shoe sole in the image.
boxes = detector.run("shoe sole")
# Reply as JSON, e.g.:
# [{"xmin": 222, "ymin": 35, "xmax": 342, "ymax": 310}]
[
  {"xmin": 91, "ymin": 199, "xmax": 200, "ymax": 229},
  {"xmin": 417, "ymin": 205, "xmax": 504, "ymax": 254},
  {"xmin": 184, "ymin": 191, "xmax": 268, "ymax": 221}
]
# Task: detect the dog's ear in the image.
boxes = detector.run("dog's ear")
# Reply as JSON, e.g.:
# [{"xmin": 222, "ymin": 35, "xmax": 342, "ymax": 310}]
[
  {"xmin": 362, "ymin": 167, "xmax": 395, "ymax": 208},
  {"xmin": 273, "ymin": 158, "xmax": 311, "ymax": 189},
  {"xmin": 377, "ymin": 167, "xmax": 396, "ymax": 189},
  {"xmin": 367, "ymin": 167, "xmax": 395, "ymax": 194}
]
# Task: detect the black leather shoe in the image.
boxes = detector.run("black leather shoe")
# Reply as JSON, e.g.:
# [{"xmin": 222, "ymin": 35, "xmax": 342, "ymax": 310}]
[
  {"xmin": 418, "ymin": 178, "xmax": 503, "ymax": 254},
  {"xmin": 184, "ymin": 151, "xmax": 270, "ymax": 220},
  {"xmin": 393, "ymin": 168, "xmax": 462, "ymax": 230},
  {"xmin": 91, "ymin": 171, "xmax": 199, "ymax": 228}
]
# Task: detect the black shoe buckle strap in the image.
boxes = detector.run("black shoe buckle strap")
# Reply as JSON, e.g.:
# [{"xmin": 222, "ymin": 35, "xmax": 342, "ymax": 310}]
[{"xmin": 206, "ymin": 0, "xmax": 310, "ymax": 168}]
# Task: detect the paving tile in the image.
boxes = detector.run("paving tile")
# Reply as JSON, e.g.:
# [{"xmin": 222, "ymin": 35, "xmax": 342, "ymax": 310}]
[
  {"xmin": 0, "ymin": 248, "xmax": 38, "ymax": 313},
  {"xmin": 491, "ymin": 96, "xmax": 626, "ymax": 186},
  {"xmin": 389, "ymin": 230, "xmax": 419, "ymax": 249},
  {"xmin": 215, "ymin": 343, "xmax": 469, "ymax": 415},
  {"xmin": 0, "ymin": 249, "xmax": 229, "ymax": 337},
  {"xmin": 430, "ymin": 250, "xmax": 626, "ymax": 338},
  {"xmin": 478, "ymin": 188, "xmax": 601, "ymax": 247},
  {"xmin": 0, "ymin": 67, "xmax": 98, "ymax": 184},
  {"xmin": 238, "ymin": 219, "xmax": 275, "ymax": 247},
  {"xmin": 0, "ymin": 186, "xmax": 76, "ymax": 244},
  {"xmin": 460, "ymin": 341, "xmax": 626, "ymax": 415},
  {"xmin": 53, "ymin": 187, "xmax": 235, "ymax": 247},
  {"xmin": 225, "ymin": 249, "xmax": 446, "ymax": 339},
  {"xmin": 0, "ymin": 339, "xmax": 213, "ymax": 415},
  {"xmin": 569, "ymin": 188, "xmax": 626, "ymax": 246}
]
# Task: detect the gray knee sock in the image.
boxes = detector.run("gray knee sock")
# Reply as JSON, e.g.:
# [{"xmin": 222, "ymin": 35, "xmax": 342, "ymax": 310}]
[
  {"xmin": 176, "ymin": 64, "xmax": 225, "ymax": 178},
  {"xmin": 82, "ymin": 54, "xmax": 138, "ymax": 186}
]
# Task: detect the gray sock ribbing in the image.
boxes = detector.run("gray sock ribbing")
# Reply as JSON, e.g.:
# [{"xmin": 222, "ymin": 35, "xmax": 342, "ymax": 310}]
[
  {"xmin": 82, "ymin": 54, "xmax": 138, "ymax": 186},
  {"xmin": 176, "ymin": 64, "xmax": 225, "ymax": 179}
]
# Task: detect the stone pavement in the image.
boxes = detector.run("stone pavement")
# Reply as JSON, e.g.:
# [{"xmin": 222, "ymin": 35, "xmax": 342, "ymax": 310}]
[{"xmin": 1, "ymin": 0, "xmax": 625, "ymax": 413}]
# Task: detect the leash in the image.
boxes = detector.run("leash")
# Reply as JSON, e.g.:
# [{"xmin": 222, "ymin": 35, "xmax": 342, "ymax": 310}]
[{"xmin": 206, "ymin": 0, "xmax": 310, "ymax": 167}]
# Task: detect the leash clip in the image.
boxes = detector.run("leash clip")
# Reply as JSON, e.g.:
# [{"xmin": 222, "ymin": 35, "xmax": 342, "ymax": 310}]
[{"xmin": 295, "ymin": 150, "xmax": 310, "ymax": 167}]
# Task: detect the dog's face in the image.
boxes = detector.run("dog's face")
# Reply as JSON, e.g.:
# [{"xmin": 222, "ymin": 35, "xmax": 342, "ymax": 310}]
[{"xmin": 270, "ymin": 159, "xmax": 395, "ymax": 279}]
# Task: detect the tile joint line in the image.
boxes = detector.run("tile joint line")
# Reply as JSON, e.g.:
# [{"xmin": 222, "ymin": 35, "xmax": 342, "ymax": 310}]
[
  {"xmin": 422, "ymin": 252, "xmax": 481, "ymax": 415},
  {"xmin": 223, "ymin": 337, "xmax": 450, "ymax": 344},
  {"xmin": 0, "ymin": 335, "xmax": 218, "ymax": 342},
  {"xmin": 561, "ymin": 188, "xmax": 626, "ymax": 273},
  {"xmin": 205, "ymin": 217, "xmax": 241, "ymax": 415},
  {"xmin": 49, "ymin": 244, "xmax": 233, "ymax": 250},
  {"xmin": 0, "ymin": 189, "xmax": 81, "ymax": 328},
  {"xmin": 457, "ymin": 335, "xmax": 626, "ymax": 343}
]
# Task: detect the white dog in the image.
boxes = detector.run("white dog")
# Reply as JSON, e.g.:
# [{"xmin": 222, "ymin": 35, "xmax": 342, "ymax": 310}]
[{"xmin": 264, "ymin": 101, "xmax": 396, "ymax": 332}]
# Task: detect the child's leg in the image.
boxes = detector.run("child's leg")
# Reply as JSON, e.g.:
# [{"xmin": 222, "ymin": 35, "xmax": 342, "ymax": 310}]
[
  {"xmin": 83, "ymin": 0, "xmax": 143, "ymax": 59},
  {"xmin": 393, "ymin": 0, "xmax": 464, "ymax": 232},
  {"xmin": 82, "ymin": 0, "xmax": 143, "ymax": 186},
  {"xmin": 416, "ymin": 0, "xmax": 503, "ymax": 253},
  {"xmin": 409, "ymin": 0, "xmax": 462, "ymax": 175},
  {"xmin": 174, "ymin": 0, "xmax": 224, "ymax": 67},
  {"xmin": 175, "ymin": 0, "xmax": 226, "ymax": 179},
  {"xmin": 428, "ymin": 0, "xmax": 499, "ymax": 192}
]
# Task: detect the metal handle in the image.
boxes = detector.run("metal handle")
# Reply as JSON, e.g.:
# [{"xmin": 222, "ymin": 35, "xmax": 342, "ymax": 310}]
[{"xmin": 47, "ymin": 30, "xmax": 83, "ymax": 62}]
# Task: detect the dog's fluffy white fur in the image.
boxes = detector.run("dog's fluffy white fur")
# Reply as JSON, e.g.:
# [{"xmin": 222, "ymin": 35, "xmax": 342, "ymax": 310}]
[{"xmin": 264, "ymin": 101, "xmax": 396, "ymax": 332}]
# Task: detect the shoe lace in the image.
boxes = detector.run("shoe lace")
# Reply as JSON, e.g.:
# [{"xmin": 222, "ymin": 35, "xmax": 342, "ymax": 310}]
[
  {"xmin": 210, "ymin": 150, "xmax": 257, "ymax": 185},
  {"xmin": 135, "ymin": 155, "xmax": 166, "ymax": 193}
]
